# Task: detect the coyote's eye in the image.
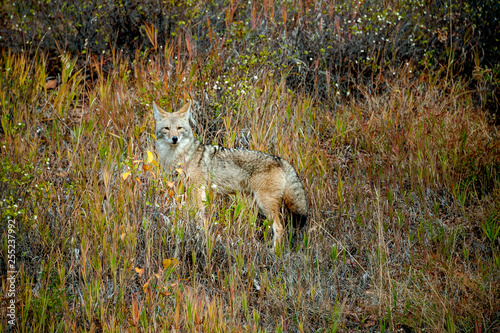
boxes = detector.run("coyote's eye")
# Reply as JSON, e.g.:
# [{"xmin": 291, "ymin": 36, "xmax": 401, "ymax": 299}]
[
  {"xmin": 164, "ymin": 126, "xmax": 170, "ymax": 131},
  {"xmin": 177, "ymin": 126, "xmax": 182, "ymax": 130}
]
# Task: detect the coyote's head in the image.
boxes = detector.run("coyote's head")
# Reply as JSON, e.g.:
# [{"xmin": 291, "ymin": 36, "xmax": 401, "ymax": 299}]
[{"xmin": 153, "ymin": 101, "xmax": 193, "ymax": 147}]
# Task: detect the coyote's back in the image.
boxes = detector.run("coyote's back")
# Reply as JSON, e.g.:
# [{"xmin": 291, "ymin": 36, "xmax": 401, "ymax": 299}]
[{"xmin": 153, "ymin": 100, "xmax": 307, "ymax": 248}]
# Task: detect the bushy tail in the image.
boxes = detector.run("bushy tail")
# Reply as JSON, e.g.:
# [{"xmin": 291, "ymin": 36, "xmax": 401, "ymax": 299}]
[{"xmin": 283, "ymin": 162, "xmax": 308, "ymax": 229}]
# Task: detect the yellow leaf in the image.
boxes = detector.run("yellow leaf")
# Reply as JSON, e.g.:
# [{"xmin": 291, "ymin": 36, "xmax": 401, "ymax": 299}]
[
  {"xmin": 163, "ymin": 259, "xmax": 173, "ymax": 269},
  {"xmin": 163, "ymin": 258, "xmax": 179, "ymax": 270},
  {"xmin": 143, "ymin": 164, "xmax": 151, "ymax": 171},
  {"xmin": 166, "ymin": 181, "xmax": 175, "ymax": 188},
  {"xmin": 122, "ymin": 171, "xmax": 131, "ymax": 180},
  {"xmin": 176, "ymin": 168, "xmax": 184, "ymax": 174},
  {"xmin": 120, "ymin": 233, "xmax": 126, "ymax": 240},
  {"xmin": 135, "ymin": 267, "xmax": 145, "ymax": 276},
  {"xmin": 142, "ymin": 281, "xmax": 149, "ymax": 293},
  {"xmin": 155, "ymin": 273, "xmax": 161, "ymax": 279},
  {"xmin": 135, "ymin": 177, "xmax": 142, "ymax": 186},
  {"xmin": 152, "ymin": 160, "xmax": 159, "ymax": 167},
  {"xmin": 146, "ymin": 151, "xmax": 154, "ymax": 164},
  {"xmin": 151, "ymin": 133, "xmax": 157, "ymax": 140},
  {"xmin": 168, "ymin": 189, "xmax": 175, "ymax": 198},
  {"xmin": 133, "ymin": 159, "xmax": 143, "ymax": 164}
]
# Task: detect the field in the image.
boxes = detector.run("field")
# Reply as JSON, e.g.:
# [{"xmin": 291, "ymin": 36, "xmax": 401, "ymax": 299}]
[{"xmin": 1, "ymin": 0, "xmax": 500, "ymax": 331}]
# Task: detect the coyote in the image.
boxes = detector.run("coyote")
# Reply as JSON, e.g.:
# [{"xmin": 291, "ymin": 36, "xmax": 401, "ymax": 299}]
[{"xmin": 153, "ymin": 100, "xmax": 308, "ymax": 248}]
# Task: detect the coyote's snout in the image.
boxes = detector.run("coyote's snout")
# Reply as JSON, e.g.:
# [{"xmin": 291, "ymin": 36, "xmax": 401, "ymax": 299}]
[{"xmin": 153, "ymin": 100, "xmax": 308, "ymax": 249}]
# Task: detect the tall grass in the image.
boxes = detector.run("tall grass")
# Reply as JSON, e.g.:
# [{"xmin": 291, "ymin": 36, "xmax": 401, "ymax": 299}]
[{"xmin": 1, "ymin": 7, "xmax": 499, "ymax": 332}]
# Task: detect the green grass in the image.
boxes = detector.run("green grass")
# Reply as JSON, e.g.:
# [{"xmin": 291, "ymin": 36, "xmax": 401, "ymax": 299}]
[{"xmin": 1, "ymin": 10, "xmax": 500, "ymax": 332}]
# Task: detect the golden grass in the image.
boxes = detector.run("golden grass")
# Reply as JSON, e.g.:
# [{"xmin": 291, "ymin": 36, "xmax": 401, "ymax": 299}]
[{"xmin": 1, "ymin": 49, "xmax": 499, "ymax": 332}]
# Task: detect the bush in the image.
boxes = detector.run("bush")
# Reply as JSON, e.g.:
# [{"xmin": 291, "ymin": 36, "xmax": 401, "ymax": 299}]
[{"xmin": 1, "ymin": 0, "xmax": 498, "ymax": 113}]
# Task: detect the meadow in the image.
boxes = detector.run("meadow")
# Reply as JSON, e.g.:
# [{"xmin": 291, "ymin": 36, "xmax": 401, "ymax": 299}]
[{"xmin": 1, "ymin": 0, "xmax": 499, "ymax": 331}]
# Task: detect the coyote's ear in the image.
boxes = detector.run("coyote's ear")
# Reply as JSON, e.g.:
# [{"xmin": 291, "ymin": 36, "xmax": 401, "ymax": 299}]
[
  {"xmin": 153, "ymin": 101, "xmax": 168, "ymax": 121},
  {"xmin": 176, "ymin": 100, "xmax": 191, "ymax": 118}
]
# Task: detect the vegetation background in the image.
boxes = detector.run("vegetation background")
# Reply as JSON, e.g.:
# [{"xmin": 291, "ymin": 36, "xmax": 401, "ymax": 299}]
[{"xmin": 1, "ymin": 0, "xmax": 499, "ymax": 331}]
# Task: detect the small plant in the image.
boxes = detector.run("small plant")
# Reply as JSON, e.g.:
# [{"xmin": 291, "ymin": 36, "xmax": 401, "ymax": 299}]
[{"xmin": 482, "ymin": 210, "xmax": 500, "ymax": 245}]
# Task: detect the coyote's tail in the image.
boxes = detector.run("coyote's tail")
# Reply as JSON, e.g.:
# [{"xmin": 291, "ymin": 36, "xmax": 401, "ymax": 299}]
[{"xmin": 283, "ymin": 162, "xmax": 308, "ymax": 229}]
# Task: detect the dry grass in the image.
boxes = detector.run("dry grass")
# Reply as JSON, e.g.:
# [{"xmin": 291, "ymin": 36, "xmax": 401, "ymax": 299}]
[{"xmin": 0, "ymin": 35, "xmax": 499, "ymax": 333}]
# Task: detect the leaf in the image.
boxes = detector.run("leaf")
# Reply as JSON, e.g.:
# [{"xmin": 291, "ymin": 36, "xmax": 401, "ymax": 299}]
[
  {"xmin": 176, "ymin": 168, "xmax": 184, "ymax": 175},
  {"xmin": 146, "ymin": 151, "xmax": 154, "ymax": 164},
  {"xmin": 163, "ymin": 259, "xmax": 173, "ymax": 269},
  {"xmin": 186, "ymin": 33, "xmax": 192, "ymax": 57},
  {"xmin": 143, "ymin": 164, "xmax": 151, "ymax": 171},
  {"xmin": 160, "ymin": 285, "xmax": 174, "ymax": 297},
  {"xmin": 163, "ymin": 258, "xmax": 179, "ymax": 270},
  {"xmin": 122, "ymin": 171, "xmax": 131, "ymax": 180},
  {"xmin": 142, "ymin": 281, "xmax": 149, "ymax": 293},
  {"xmin": 135, "ymin": 267, "xmax": 145, "ymax": 276},
  {"xmin": 168, "ymin": 189, "xmax": 175, "ymax": 198},
  {"xmin": 152, "ymin": 160, "xmax": 159, "ymax": 167},
  {"xmin": 45, "ymin": 79, "xmax": 57, "ymax": 89},
  {"xmin": 160, "ymin": 291, "xmax": 172, "ymax": 297},
  {"xmin": 120, "ymin": 233, "xmax": 126, "ymax": 240},
  {"xmin": 166, "ymin": 181, "xmax": 175, "ymax": 188}
]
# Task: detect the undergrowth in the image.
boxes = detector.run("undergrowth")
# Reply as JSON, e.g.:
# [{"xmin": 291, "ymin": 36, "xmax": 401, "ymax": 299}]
[{"xmin": 1, "ymin": 0, "xmax": 500, "ymax": 332}]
